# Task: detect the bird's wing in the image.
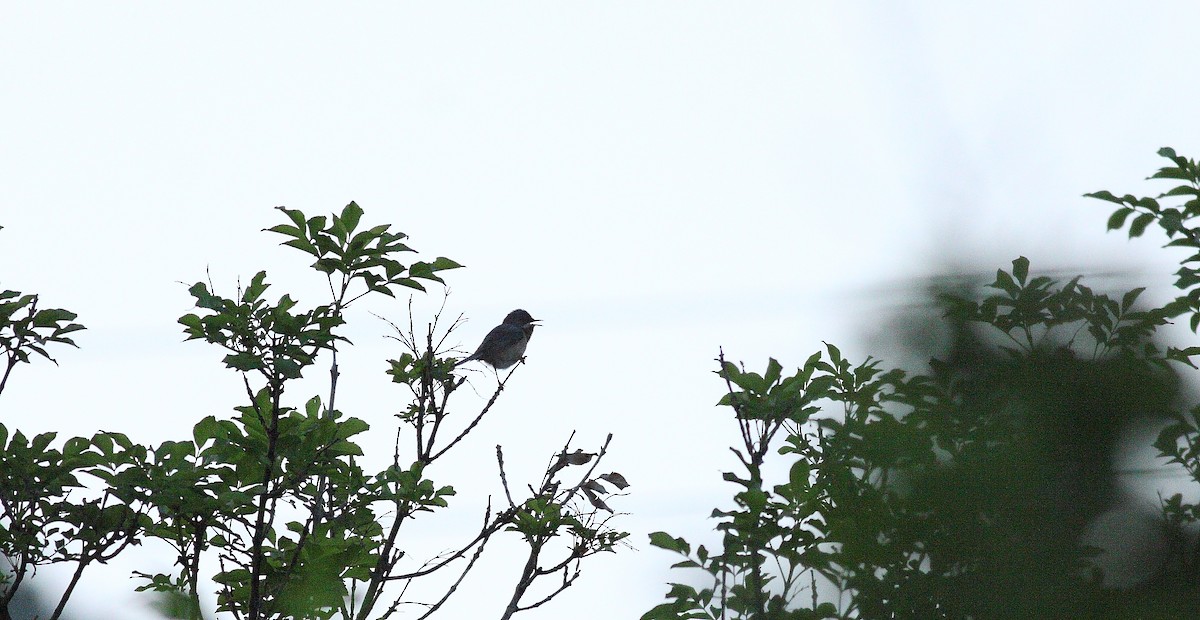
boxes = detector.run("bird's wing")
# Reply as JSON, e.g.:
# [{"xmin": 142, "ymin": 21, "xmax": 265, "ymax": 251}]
[{"xmin": 464, "ymin": 324, "xmax": 524, "ymax": 360}]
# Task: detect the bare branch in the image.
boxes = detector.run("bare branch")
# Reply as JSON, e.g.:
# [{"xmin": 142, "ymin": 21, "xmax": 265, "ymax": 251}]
[
  {"xmin": 428, "ymin": 367, "xmax": 517, "ymax": 462},
  {"xmin": 413, "ymin": 528, "xmax": 493, "ymax": 620},
  {"xmin": 515, "ymin": 564, "xmax": 581, "ymax": 614},
  {"xmin": 496, "ymin": 445, "xmax": 518, "ymax": 509}
]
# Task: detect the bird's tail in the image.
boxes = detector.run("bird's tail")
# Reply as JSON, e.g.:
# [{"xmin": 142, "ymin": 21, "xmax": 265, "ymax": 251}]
[{"xmin": 451, "ymin": 353, "xmax": 479, "ymax": 370}]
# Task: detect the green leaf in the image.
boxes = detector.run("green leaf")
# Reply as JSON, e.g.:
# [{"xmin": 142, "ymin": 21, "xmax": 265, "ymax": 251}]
[
  {"xmin": 1162, "ymin": 185, "xmax": 1200, "ymax": 198},
  {"xmin": 1121, "ymin": 287, "xmax": 1145, "ymax": 311},
  {"xmin": 430, "ymin": 256, "xmax": 463, "ymax": 271},
  {"xmin": 241, "ymin": 271, "xmax": 269, "ymax": 303},
  {"xmin": 277, "ymin": 206, "xmax": 307, "ymax": 231},
  {"xmin": 282, "ymin": 238, "xmax": 319, "ymax": 257},
  {"xmin": 313, "ymin": 257, "xmax": 344, "ymax": 275},
  {"xmin": 763, "ymin": 358, "xmax": 782, "ymax": 387},
  {"xmin": 1151, "ymin": 166, "xmax": 1192, "ymax": 181},
  {"xmin": 223, "ymin": 352, "xmax": 264, "ymax": 372},
  {"xmin": 648, "ymin": 531, "xmax": 690, "ymax": 554},
  {"xmin": 32, "ymin": 308, "xmax": 78, "ymax": 327},
  {"xmin": 178, "ymin": 313, "xmax": 202, "ymax": 333},
  {"xmin": 30, "ymin": 432, "xmax": 57, "ymax": 453},
  {"xmin": 789, "ymin": 460, "xmax": 809, "ymax": 490},
  {"xmin": 1011, "ymin": 256, "xmax": 1029, "ymax": 285},
  {"xmin": 1106, "ymin": 207, "xmax": 1133, "ymax": 231},
  {"xmin": 1136, "ymin": 196, "xmax": 1161, "ymax": 213},
  {"xmin": 63, "ymin": 436, "xmax": 89, "ymax": 458},
  {"xmin": 1167, "ymin": 346, "xmax": 1200, "ymax": 369},
  {"xmin": 407, "ymin": 261, "xmax": 439, "ymax": 282},
  {"xmin": 338, "ymin": 417, "xmax": 370, "ymax": 437},
  {"xmin": 193, "ymin": 416, "xmax": 221, "ymax": 446},
  {"xmin": 189, "ymin": 282, "xmax": 223, "ymax": 311},
  {"xmin": 1159, "ymin": 209, "xmax": 1185, "ymax": 234},
  {"xmin": 1129, "ymin": 212, "xmax": 1155, "ymax": 238},
  {"xmin": 340, "ymin": 201, "xmax": 363, "ymax": 233},
  {"xmin": 306, "ymin": 215, "xmax": 328, "ymax": 238},
  {"xmin": 1176, "ymin": 267, "xmax": 1200, "ymax": 290},
  {"xmin": 92, "ymin": 432, "xmax": 113, "ymax": 455},
  {"xmin": 265, "ymin": 224, "xmax": 302, "ymax": 239},
  {"xmin": 331, "ymin": 219, "xmax": 351, "ymax": 247},
  {"xmin": 394, "ymin": 278, "xmax": 425, "ymax": 291},
  {"xmin": 992, "ymin": 269, "xmax": 1019, "ymax": 297},
  {"xmin": 824, "ymin": 342, "xmax": 843, "ymax": 365},
  {"xmin": 1084, "ymin": 190, "xmax": 1125, "ymax": 205}
]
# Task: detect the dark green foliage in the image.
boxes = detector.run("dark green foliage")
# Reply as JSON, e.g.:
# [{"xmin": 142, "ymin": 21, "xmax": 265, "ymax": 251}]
[
  {"xmin": 647, "ymin": 148, "xmax": 1200, "ymax": 619},
  {"xmin": 1, "ymin": 203, "xmax": 626, "ymax": 620},
  {"xmin": 0, "ymin": 227, "xmax": 91, "ymax": 619},
  {"xmin": 0, "ymin": 425, "xmax": 149, "ymax": 620},
  {"xmin": 1087, "ymin": 147, "xmax": 1200, "ymax": 335},
  {"xmin": 1091, "ymin": 148, "xmax": 1200, "ymax": 616},
  {"xmin": 266, "ymin": 202, "xmax": 461, "ymax": 297},
  {"xmin": 0, "ymin": 251, "xmax": 85, "ymax": 394}
]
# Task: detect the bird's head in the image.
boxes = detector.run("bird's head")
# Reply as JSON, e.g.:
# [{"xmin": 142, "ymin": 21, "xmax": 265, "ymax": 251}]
[{"xmin": 503, "ymin": 309, "xmax": 539, "ymax": 326}]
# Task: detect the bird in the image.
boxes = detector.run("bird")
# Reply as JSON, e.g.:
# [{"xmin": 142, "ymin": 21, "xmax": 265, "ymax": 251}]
[{"xmin": 457, "ymin": 309, "xmax": 540, "ymax": 370}]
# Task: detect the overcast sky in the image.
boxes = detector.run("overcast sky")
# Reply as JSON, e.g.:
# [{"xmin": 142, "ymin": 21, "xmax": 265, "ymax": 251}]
[{"xmin": 4, "ymin": 4, "xmax": 1200, "ymax": 618}]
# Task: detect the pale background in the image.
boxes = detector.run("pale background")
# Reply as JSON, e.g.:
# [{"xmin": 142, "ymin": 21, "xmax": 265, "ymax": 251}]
[{"xmin": 3, "ymin": 3, "xmax": 1200, "ymax": 618}]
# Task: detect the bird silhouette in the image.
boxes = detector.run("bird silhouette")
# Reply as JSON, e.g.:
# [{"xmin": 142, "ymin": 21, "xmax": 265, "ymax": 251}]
[{"xmin": 458, "ymin": 309, "xmax": 539, "ymax": 370}]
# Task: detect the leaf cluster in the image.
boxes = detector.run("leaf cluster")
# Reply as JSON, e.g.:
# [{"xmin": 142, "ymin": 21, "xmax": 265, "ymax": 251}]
[
  {"xmin": 267, "ymin": 202, "xmax": 461, "ymax": 302},
  {"xmin": 1, "ymin": 204, "xmax": 626, "ymax": 620},
  {"xmin": 0, "ymin": 286, "xmax": 84, "ymax": 394},
  {"xmin": 0, "ymin": 425, "xmax": 150, "ymax": 618},
  {"xmin": 1089, "ymin": 147, "xmax": 1200, "ymax": 334},
  {"xmin": 180, "ymin": 272, "xmax": 344, "ymax": 383}
]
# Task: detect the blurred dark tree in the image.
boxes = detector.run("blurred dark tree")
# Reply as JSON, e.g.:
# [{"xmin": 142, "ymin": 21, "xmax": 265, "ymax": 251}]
[
  {"xmin": 646, "ymin": 147, "xmax": 1200, "ymax": 619},
  {"xmin": 867, "ymin": 283, "xmax": 1179, "ymax": 618}
]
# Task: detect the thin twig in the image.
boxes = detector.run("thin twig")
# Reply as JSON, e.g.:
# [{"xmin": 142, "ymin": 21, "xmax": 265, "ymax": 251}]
[
  {"xmin": 496, "ymin": 446, "xmax": 517, "ymax": 509},
  {"xmin": 429, "ymin": 368, "xmax": 516, "ymax": 462},
  {"xmin": 413, "ymin": 528, "xmax": 494, "ymax": 620}
]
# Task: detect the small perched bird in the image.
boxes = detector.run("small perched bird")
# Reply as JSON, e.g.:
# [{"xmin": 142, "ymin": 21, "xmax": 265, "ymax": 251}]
[{"xmin": 458, "ymin": 309, "xmax": 540, "ymax": 370}]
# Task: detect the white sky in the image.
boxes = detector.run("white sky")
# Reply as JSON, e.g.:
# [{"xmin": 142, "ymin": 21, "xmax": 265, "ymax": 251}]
[{"xmin": 4, "ymin": 3, "xmax": 1200, "ymax": 618}]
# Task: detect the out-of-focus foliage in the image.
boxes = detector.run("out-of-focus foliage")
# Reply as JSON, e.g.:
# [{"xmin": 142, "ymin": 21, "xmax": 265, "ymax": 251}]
[{"xmin": 646, "ymin": 148, "xmax": 1200, "ymax": 619}]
